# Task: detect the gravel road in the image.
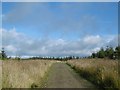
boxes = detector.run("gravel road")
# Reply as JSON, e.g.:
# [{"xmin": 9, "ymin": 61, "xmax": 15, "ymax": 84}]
[{"xmin": 43, "ymin": 62, "xmax": 100, "ymax": 89}]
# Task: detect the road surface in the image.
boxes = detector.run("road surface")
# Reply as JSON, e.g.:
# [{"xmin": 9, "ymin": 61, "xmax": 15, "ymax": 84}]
[{"xmin": 42, "ymin": 62, "xmax": 99, "ymax": 89}]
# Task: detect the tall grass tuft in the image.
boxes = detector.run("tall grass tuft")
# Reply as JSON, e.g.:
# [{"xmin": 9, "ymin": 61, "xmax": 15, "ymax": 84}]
[
  {"xmin": 0, "ymin": 60, "xmax": 2, "ymax": 89},
  {"xmin": 67, "ymin": 59, "xmax": 119, "ymax": 89},
  {"xmin": 2, "ymin": 60, "xmax": 55, "ymax": 88}
]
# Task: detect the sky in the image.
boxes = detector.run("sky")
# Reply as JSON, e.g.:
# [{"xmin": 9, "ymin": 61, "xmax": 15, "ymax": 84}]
[
  {"xmin": 1, "ymin": 2, "xmax": 118, "ymax": 57},
  {"xmin": 1, "ymin": 0, "xmax": 119, "ymax": 2}
]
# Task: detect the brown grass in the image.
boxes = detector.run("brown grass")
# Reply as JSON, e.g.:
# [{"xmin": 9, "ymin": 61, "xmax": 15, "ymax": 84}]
[
  {"xmin": 67, "ymin": 59, "xmax": 119, "ymax": 89},
  {"xmin": 2, "ymin": 60, "xmax": 55, "ymax": 88},
  {"xmin": 0, "ymin": 60, "xmax": 2, "ymax": 89}
]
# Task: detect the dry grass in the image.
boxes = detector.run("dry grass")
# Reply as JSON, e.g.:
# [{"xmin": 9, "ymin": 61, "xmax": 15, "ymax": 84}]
[
  {"xmin": 2, "ymin": 60, "xmax": 55, "ymax": 88},
  {"xmin": 0, "ymin": 60, "xmax": 2, "ymax": 89},
  {"xmin": 67, "ymin": 59, "xmax": 119, "ymax": 89}
]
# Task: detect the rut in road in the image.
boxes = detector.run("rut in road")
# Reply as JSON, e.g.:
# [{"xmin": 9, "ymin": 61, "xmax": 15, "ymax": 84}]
[{"xmin": 42, "ymin": 62, "xmax": 99, "ymax": 88}]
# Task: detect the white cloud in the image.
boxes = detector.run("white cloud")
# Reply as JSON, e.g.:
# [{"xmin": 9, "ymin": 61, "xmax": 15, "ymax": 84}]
[
  {"xmin": 107, "ymin": 35, "xmax": 118, "ymax": 47},
  {"xmin": 1, "ymin": 28, "xmax": 118, "ymax": 57},
  {"xmin": 6, "ymin": 45, "xmax": 17, "ymax": 52},
  {"xmin": 83, "ymin": 35, "xmax": 102, "ymax": 45}
]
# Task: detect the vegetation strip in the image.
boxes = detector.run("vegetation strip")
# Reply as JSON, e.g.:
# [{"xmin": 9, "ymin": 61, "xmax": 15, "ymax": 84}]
[
  {"xmin": 2, "ymin": 60, "xmax": 55, "ymax": 88},
  {"xmin": 38, "ymin": 62, "xmax": 55, "ymax": 88},
  {"xmin": 66, "ymin": 59, "xmax": 119, "ymax": 90}
]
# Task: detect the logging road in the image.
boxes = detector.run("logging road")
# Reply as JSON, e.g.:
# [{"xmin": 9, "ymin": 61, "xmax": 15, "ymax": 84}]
[{"xmin": 42, "ymin": 62, "xmax": 100, "ymax": 89}]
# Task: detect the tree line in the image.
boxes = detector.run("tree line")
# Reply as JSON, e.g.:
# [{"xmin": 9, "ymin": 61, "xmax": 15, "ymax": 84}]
[
  {"xmin": 29, "ymin": 56, "xmax": 80, "ymax": 61},
  {"xmin": 0, "ymin": 48, "xmax": 80, "ymax": 60},
  {"xmin": 1, "ymin": 46, "xmax": 120, "ymax": 60},
  {"xmin": 0, "ymin": 48, "xmax": 7, "ymax": 60},
  {"xmin": 91, "ymin": 46, "xmax": 120, "ymax": 60}
]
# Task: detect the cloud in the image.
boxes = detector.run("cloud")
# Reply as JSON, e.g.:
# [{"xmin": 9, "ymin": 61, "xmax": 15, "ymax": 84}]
[
  {"xmin": 1, "ymin": 28, "xmax": 118, "ymax": 57},
  {"xmin": 3, "ymin": 2, "xmax": 117, "ymax": 38},
  {"xmin": 83, "ymin": 35, "xmax": 102, "ymax": 45},
  {"xmin": 3, "ymin": 3, "xmax": 34, "ymax": 24},
  {"xmin": 1, "ymin": 2, "xmax": 118, "ymax": 58},
  {"xmin": 106, "ymin": 35, "xmax": 118, "ymax": 47}
]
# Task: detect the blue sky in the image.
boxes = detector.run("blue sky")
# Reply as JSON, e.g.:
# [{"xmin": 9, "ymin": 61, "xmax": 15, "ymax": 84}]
[{"xmin": 1, "ymin": 2, "xmax": 118, "ymax": 57}]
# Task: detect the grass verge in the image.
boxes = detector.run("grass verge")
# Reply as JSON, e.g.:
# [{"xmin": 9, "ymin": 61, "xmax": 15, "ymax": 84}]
[
  {"xmin": 0, "ymin": 60, "xmax": 2, "ymax": 89},
  {"xmin": 67, "ymin": 59, "xmax": 119, "ymax": 90},
  {"xmin": 2, "ymin": 60, "xmax": 55, "ymax": 88}
]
